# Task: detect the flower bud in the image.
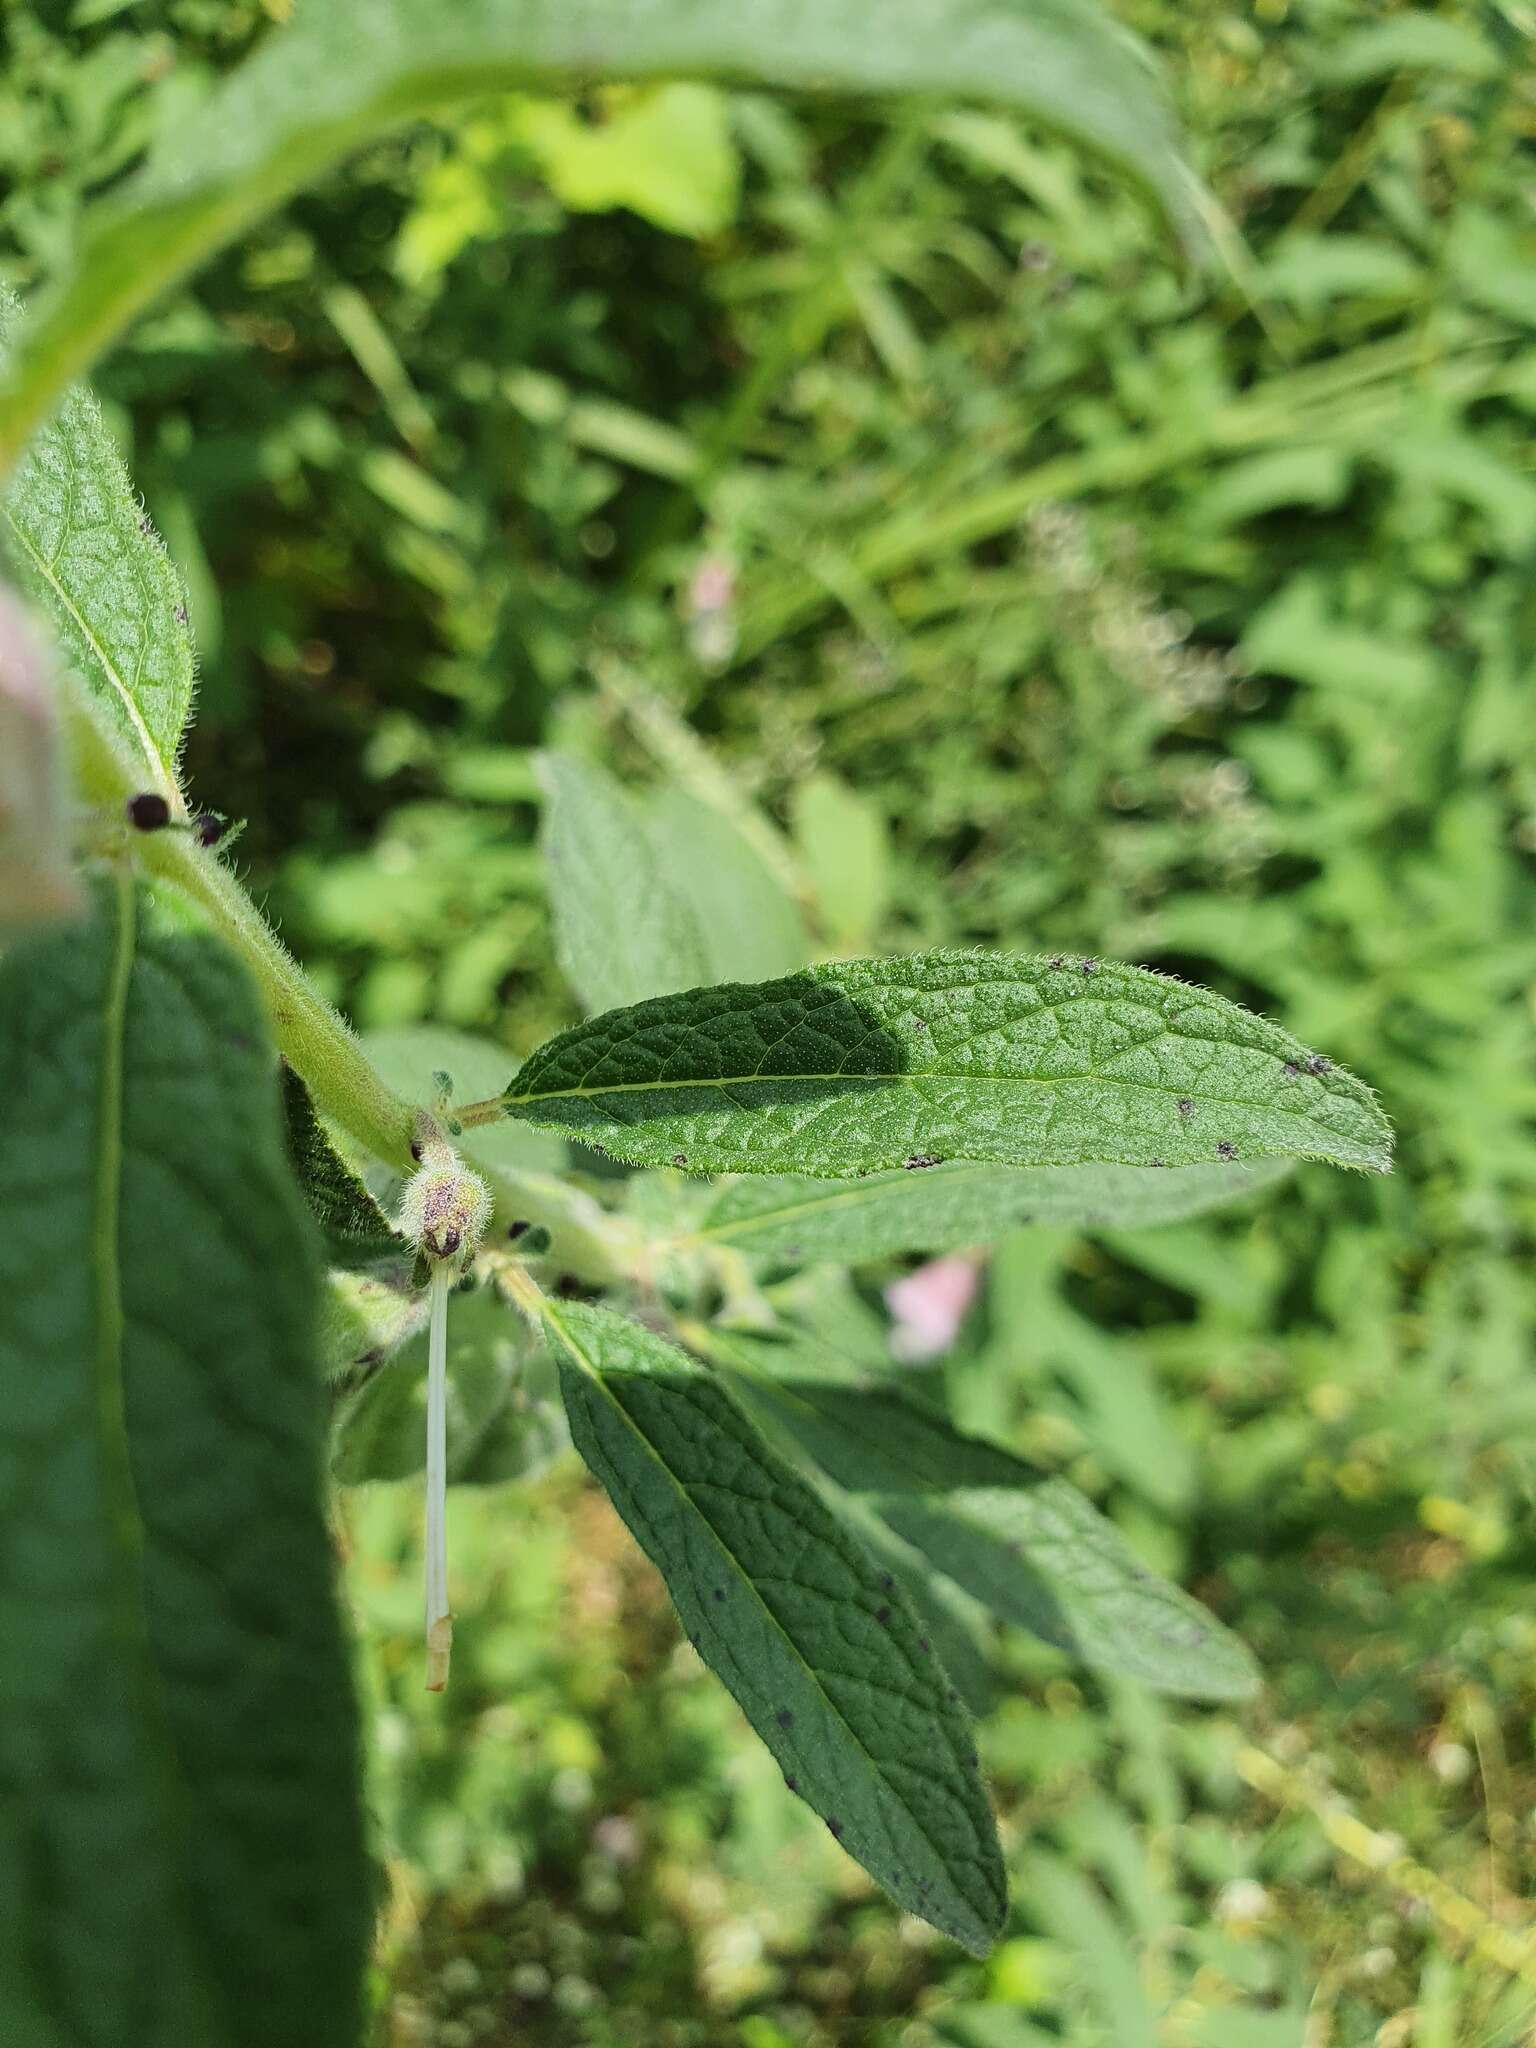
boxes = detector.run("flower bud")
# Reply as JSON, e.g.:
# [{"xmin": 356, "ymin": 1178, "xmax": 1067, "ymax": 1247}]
[{"xmin": 396, "ymin": 1113, "xmax": 491, "ymax": 1272}]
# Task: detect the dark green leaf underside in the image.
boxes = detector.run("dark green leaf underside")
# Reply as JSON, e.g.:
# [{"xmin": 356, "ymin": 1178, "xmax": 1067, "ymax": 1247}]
[
  {"xmin": 0, "ymin": 879, "xmax": 369, "ymax": 2048},
  {"xmin": 548, "ymin": 1300, "xmax": 1005, "ymax": 1953},
  {"xmin": 282, "ymin": 1063, "xmax": 402, "ymax": 1266},
  {"xmin": 504, "ymin": 953, "xmax": 1391, "ymax": 1180}
]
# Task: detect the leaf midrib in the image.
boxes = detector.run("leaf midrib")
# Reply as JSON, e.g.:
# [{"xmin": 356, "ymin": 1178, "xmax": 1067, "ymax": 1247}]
[
  {"xmin": 90, "ymin": 878, "xmax": 233, "ymax": 2047},
  {"xmin": 546, "ymin": 1301, "xmax": 997, "ymax": 1939}
]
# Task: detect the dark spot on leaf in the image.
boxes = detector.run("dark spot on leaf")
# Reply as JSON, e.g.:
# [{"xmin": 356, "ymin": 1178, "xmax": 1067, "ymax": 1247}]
[
  {"xmin": 1306, "ymin": 1054, "xmax": 1332, "ymax": 1075},
  {"xmin": 672, "ymin": 1153, "xmax": 688, "ymax": 1168},
  {"xmin": 507, "ymin": 1219, "xmax": 531, "ymax": 1241},
  {"xmin": 711, "ymin": 1587, "xmax": 724, "ymax": 1603},
  {"xmin": 1177, "ymin": 1098, "xmax": 1194, "ymax": 1118},
  {"xmin": 904, "ymin": 1152, "xmax": 941, "ymax": 1171},
  {"xmin": 138, "ymin": 514, "xmax": 153, "ymax": 534},
  {"xmin": 1282, "ymin": 1061, "xmax": 1301, "ymax": 1080},
  {"xmin": 173, "ymin": 603, "xmax": 188, "ymax": 625},
  {"xmin": 1080, "ymin": 957, "xmax": 1098, "ymax": 975},
  {"xmin": 1048, "ymin": 954, "xmax": 1065, "ymax": 970},
  {"xmin": 918, "ymin": 1636, "xmax": 930, "ymax": 1653},
  {"xmin": 913, "ymin": 1017, "xmax": 928, "ymax": 1030},
  {"xmin": 783, "ymin": 1244, "xmax": 803, "ymax": 1259},
  {"xmin": 776, "ymin": 1709, "xmax": 793, "ymax": 1729},
  {"xmin": 126, "ymin": 792, "xmax": 170, "ymax": 831},
  {"xmin": 1149, "ymin": 1158, "xmax": 1165, "ymax": 1168},
  {"xmin": 875, "ymin": 1607, "xmax": 890, "ymax": 1625},
  {"xmin": 784, "ymin": 1775, "xmax": 797, "ymax": 1792},
  {"xmin": 1217, "ymin": 1141, "xmax": 1237, "ymax": 1162},
  {"xmin": 826, "ymin": 1818, "xmax": 843, "ymax": 1840},
  {"xmin": 879, "ymin": 1574, "xmax": 895, "ymax": 1591},
  {"xmin": 409, "ymin": 1142, "xmax": 423, "ymax": 1162}
]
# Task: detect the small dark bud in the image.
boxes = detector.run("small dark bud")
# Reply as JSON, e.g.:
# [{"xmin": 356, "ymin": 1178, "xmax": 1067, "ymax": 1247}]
[
  {"xmin": 507, "ymin": 1219, "xmax": 531, "ymax": 1241},
  {"xmin": 126, "ymin": 792, "xmax": 171, "ymax": 831},
  {"xmin": 193, "ymin": 812, "xmax": 229, "ymax": 848},
  {"xmin": 1216, "ymin": 1141, "xmax": 1237, "ymax": 1162},
  {"xmin": 409, "ymin": 1142, "xmax": 423, "ymax": 1163}
]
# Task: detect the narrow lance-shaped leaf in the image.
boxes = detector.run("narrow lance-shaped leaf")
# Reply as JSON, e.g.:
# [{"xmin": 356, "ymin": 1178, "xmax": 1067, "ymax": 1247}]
[
  {"xmin": 503, "ymin": 952, "xmax": 1392, "ymax": 1180},
  {"xmin": 724, "ymin": 1356, "xmax": 1258, "ymax": 1700},
  {"xmin": 0, "ymin": 289, "xmax": 194, "ymax": 795},
  {"xmin": 693, "ymin": 1155, "xmax": 1295, "ymax": 1263},
  {"xmin": 0, "ymin": 0, "xmax": 1206, "ymax": 473},
  {"xmin": 282, "ymin": 1063, "xmax": 403, "ymax": 1267},
  {"xmin": 544, "ymin": 1298, "xmax": 1007, "ymax": 1954},
  {"xmin": 539, "ymin": 750, "xmax": 707, "ymax": 1014},
  {"xmin": 0, "ymin": 877, "xmax": 370, "ymax": 2048}
]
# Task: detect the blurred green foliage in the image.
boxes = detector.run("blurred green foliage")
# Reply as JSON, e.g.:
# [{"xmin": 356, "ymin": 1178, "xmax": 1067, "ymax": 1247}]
[{"xmin": 7, "ymin": 0, "xmax": 1536, "ymax": 2041}]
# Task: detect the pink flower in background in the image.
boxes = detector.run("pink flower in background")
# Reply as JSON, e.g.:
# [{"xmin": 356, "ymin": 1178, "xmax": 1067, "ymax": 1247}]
[
  {"xmin": 885, "ymin": 1255, "xmax": 980, "ymax": 1363},
  {"xmin": 684, "ymin": 552, "xmax": 738, "ymax": 667}
]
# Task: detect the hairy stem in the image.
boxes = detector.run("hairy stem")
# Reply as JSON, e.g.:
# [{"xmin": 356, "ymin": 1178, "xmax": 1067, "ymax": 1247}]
[{"xmin": 67, "ymin": 685, "xmax": 417, "ymax": 1170}]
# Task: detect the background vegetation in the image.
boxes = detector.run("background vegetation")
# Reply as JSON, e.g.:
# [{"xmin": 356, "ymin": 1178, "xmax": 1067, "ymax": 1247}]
[{"xmin": 6, "ymin": 1, "xmax": 1535, "ymax": 2041}]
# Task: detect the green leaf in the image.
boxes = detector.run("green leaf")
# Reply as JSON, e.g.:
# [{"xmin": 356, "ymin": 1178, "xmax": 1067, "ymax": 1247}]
[
  {"xmin": 692, "ymin": 1156, "xmax": 1295, "ymax": 1262},
  {"xmin": 732, "ymin": 1370, "xmax": 1257, "ymax": 1700},
  {"xmin": 540, "ymin": 750, "xmax": 706, "ymax": 1014},
  {"xmin": 333, "ymin": 1284, "xmax": 563, "ymax": 1485},
  {"xmin": 0, "ymin": 878, "xmax": 369, "ymax": 2048},
  {"xmin": 790, "ymin": 770, "xmax": 892, "ymax": 951},
  {"xmin": 503, "ymin": 952, "xmax": 1392, "ymax": 1179},
  {"xmin": 320, "ymin": 1270, "xmax": 427, "ymax": 1390},
  {"xmin": 0, "ymin": 291, "xmax": 194, "ymax": 792},
  {"xmin": 0, "ymin": 0, "xmax": 1204, "ymax": 474},
  {"xmin": 644, "ymin": 786, "xmax": 810, "ymax": 985},
  {"xmin": 282, "ymin": 1063, "xmax": 403, "ymax": 1267},
  {"xmin": 546, "ymin": 1299, "xmax": 1006, "ymax": 1952},
  {"xmin": 509, "ymin": 83, "xmax": 741, "ymax": 236}
]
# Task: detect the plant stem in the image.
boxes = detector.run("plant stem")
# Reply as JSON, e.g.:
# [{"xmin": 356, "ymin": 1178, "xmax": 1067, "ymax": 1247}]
[
  {"xmin": 424, "ymin": 1263, "xmax": 452, "ymax": 1693},
  {"xmin": 66, "ymin": 686, "xmax": 417, "ymax": 1170}
]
